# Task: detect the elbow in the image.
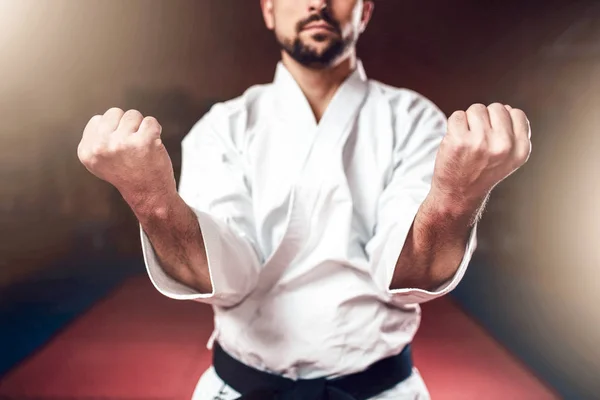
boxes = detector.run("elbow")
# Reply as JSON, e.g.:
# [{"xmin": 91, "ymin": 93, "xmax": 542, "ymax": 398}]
[
  {"xmin": 205, "ymin": 263, "xmax": 261, "ymax": 309},
  {"xmin": 423, "ymin": 265, "xmax": 458, "ymax": 292},
  {"xmin": 390, "ymin": 263, "xmax": 457, "ymax": 292},
  {"xmin": 213, "ymin": 279, "xmax": 259, "ymax": 309}
]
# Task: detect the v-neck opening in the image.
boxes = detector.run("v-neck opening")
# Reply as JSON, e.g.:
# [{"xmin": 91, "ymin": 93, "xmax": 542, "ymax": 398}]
[{"xmin": 272, "ymin": 61, "xmax": 369, "ymax": 131}]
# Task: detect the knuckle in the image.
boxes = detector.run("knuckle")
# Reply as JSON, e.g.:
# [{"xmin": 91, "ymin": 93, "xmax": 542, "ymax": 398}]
[
  {"xmin": 519, "ymin": 141, "xmax": 532, "ymax": 161},
  {"xmin": 512, "ymin": 154, "xmax": 527, "ymax": 169},
  {"xmin": 124, "ymin": 109, "xmax": 142, "ymax": 117},
  {"xmin": 78, "ymin": 147, "xmax": 98, "ymax": 167},
  {"xmin": 449, "ymin": 110, "xmax": 467, "ymax": 125},
  {"xmin": 87, "ymin": 155, "xmax": 99, "ymax": 168},
  {"xmin": 124, "ymin": 135, "xmax": 145, "ymax": 151},
  {"xmin": 499, "ymin": 146, "xmax": 512, "ymax": 157},
  {"xmin": 107, "ymin": 139, "xmax": 123, "ymax": 154},
  {"xmin": 474, "ymin": 139, "xmax": 489, "ymax": 155},
  {"xmin": 105, "ymin": 107, "xmax": 123, "ymax": 115},
  {"xmin": 77, "ymin": 145, "xmax": 89, "ymax": 161},
  {"xmin": 457, "ymin": 131, "xmax": 485, "ymax": 152},
  {"xmin": 89, "ymin": 114, "xmax": 102, "ymax": 125},
  {"xmin": 90, "ymin": 143, "xmax": 107, "ymax": 157},
  {"xmin": 142, "ymin": 116, "xmax": 161, "ymax": 131},
  {"xmin": 468, "ymin": 103, "xmax": 486, "ymax": 113},
  {"xmin": 145, "ymin": 117, "xmax": 161, "ymax": 129},
  {"xmin": 488, "ymin": 103, "xmax": 509, "ymax": 118},
  {"xmin": 490, "ymin": 144, "xmax": 511, "ymax": 158},
  {"xmin": 122, "ymin": 109, "xmax": 143, "ymax": 123},
  {"xmin": 139, "ymin": 134, "xmax": 157, "ymax": 148},
  {"xmin": 111, "ymin": 135, "xmax": 139, "ymax": 153},
  {"xmin": 98, "ymin": 120, "xmax": 117, "ymax": 133},
  {"xmin": 450, "ymin": 110, "xmax": 466, "ymax": 119},
  {"xmin": 510, "ymin": 109, "xmax": 528, "ymax": 122},
  {"xmin": 450, "ymin": 134, "xmax": 472, "ymax": 152},
  {"xmin": 84, "ymin": 116, "xmax": 102, "ymax": 135},
  {"xmin": 98, "ymin": 124, "xmax": 114, "ymax": 135},
  {"xmin": 143, "ymin": 115, "xmax": 158, "ymax": 124}
]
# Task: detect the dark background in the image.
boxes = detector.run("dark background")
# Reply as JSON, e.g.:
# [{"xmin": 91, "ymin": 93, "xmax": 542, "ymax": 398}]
[{"xmin": 1, "ymin": 1, "xmax": 599, "ymax": 398}]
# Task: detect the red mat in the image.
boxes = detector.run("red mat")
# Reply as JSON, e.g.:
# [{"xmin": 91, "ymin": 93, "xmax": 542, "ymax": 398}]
[{"xmin": 0, "ymin": 276, "xmax": 558, "ymax": 399}]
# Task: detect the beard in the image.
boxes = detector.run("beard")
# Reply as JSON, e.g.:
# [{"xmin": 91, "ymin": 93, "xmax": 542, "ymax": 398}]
[
  {"xmin": 276, "ymin": 11, "xmax": 355, "ymax": 69},
  {"xmin": 279, "ymin": 34, "xmax": 351, "ymax": 69}
]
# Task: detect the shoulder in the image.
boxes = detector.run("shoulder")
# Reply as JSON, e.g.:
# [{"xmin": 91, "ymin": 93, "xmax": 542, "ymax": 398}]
[
  {"xmin": 369, "ymin": 79, "xmax": 447, "ymax": 133},
  {"xmin": 194, "ymin": 83, "xmax": 272, "ymax": 131},
  {"xmin": 183, "ymin": 83, "xmax": 273, "ymax": 148},
  {"xmin": 369, "ymin": 80, "xmax": 446, "ymax": 121},
  {"xmin": 367, "ymin": 80, "xmax": 448, "ymax": 150}
]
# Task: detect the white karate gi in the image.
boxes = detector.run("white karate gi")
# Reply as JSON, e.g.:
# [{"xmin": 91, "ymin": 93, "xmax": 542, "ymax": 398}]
[{"xmin": 140, "ymin": 60, "xmax": 478, "ymax": 399}]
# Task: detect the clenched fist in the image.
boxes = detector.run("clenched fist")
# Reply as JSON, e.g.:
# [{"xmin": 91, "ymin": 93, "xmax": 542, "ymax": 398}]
[
  {"xmin": 432, "ymin": 103, "xmax": 532, "ymax": 205},
  {"xmin": 77, "ymin": 107, "xmax": 176, "ymax": 206}
]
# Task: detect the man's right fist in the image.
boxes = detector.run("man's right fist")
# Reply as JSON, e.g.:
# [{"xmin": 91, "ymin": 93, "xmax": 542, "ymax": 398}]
[{"xmin": 77, "ymin": 107, "xmax": 176, "ymax": 204}]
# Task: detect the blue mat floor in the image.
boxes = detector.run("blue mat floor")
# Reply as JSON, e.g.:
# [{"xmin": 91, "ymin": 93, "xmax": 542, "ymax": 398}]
[{"xmin": 0, "ymin": 257, "xmax": 143, "ymax": 378}]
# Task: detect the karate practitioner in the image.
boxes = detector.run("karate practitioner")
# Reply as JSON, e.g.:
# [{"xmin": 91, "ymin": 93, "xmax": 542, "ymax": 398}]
[{"xmin": 77, "ymin": 0, "xmax": 532, "ymax": 398}]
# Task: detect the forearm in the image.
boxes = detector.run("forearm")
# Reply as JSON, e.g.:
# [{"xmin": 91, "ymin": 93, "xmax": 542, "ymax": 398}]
[
  {"xmin": 390, "ymin": 189, "xmax": 486, "ymax": 291},
  {"xmin": 125, "ymin": 190, "xmax": 213, "ymax": 294}
]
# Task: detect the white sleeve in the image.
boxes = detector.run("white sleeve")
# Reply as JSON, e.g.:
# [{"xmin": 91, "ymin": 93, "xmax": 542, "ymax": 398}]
[
  {"xmin": 367, "ymin": 94, "xmax": 478, "ymax": 306},
  {"xmin": 140, "ymin": 107, "xmax": 262, "ymax": 307}
]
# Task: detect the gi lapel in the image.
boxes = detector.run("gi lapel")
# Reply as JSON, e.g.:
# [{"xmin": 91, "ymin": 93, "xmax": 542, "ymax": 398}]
[
  {"xmin": 301, "ymin": 60, "xmax": 369, "ymax": 179},
  {"xmin": 253, "ymin": 61, "xmax": 370, "ymax": 297},
  {"xmin": 271, "ymin": 61, "xmax": 319, "ymax": 179}
]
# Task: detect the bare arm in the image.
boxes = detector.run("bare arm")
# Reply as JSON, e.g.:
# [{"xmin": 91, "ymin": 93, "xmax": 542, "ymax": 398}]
[
  {"xmin": 126, "ymin": 190, "xmax": 213, "ymax": 294},
  {"xmin": 390, "ymin": 103, "xmax": 531, "ymax": 292},
  {"xmin": 78, "ymin": 107, "xmax": 261, "ymax": 305},
  {"xmin": 390, "ymin": 189, "xmax": 486, "ymax": 291}
]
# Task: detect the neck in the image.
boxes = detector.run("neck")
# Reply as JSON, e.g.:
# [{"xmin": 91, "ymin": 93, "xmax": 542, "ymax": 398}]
[{"xmin": 281, "ymin": 51, "xmax": 357, "ymax": 122}]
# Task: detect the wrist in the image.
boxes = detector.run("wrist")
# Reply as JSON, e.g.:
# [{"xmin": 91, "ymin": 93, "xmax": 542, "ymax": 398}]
[
  {"xmin": 425, "ymin": 186, "xmax": 488, "ymax": 223},
  {"xmin": 121, "ymin": 186, "xmax": 180, "ymax": 222}
]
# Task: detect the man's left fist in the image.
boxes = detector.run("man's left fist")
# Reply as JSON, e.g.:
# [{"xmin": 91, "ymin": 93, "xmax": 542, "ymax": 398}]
[{"xmin": 431, "ymin": 103, "xmax": 531, "ymax": 205}]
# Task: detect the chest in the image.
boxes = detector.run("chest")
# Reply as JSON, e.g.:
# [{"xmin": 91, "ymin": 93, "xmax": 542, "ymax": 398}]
[{"xmin": 245, "ymin": 104, "xmax": 397, "ymax": 246}]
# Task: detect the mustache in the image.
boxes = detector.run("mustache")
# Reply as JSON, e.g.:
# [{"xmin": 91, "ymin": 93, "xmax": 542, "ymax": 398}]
[{"xmin": 296, "ymin": 11, "xmax": 341, "ymax": 34}]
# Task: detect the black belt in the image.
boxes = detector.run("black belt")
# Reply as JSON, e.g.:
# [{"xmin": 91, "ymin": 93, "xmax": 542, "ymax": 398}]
[{"xmin": 212, "ymin": 342, "xmax": 413, "ymax": 400}]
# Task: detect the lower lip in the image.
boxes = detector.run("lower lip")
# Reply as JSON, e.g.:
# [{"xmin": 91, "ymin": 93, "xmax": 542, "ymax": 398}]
[{"xmin": 303, "ymin": 25, "xmax": 333, "ymax": 32}]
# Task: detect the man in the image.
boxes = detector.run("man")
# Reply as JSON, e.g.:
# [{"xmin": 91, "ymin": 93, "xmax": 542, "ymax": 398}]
[{"xmin": 77, "ymin": 0, "xmax": 531, "ymax": 398}]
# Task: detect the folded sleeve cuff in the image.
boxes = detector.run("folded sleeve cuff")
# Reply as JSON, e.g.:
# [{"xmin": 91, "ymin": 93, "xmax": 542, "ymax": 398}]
[
  {"xmin": 386, "ymin": 223, "xmax": 478, "ymax": 305},
  {"xmin": 140, "ymin": 208, "xmax": 253, "ymax": 305}
]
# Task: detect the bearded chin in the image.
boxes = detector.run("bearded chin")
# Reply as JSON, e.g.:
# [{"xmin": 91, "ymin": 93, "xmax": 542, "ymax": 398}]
[{"xmin": 278, "ymin": 34, "xmax": 351, "ymax": 69}]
